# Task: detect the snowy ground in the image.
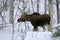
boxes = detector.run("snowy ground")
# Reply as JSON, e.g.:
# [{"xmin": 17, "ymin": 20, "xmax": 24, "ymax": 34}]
[
  {"xmin": 25, "ymin": 31, "xmax": 52, "ymax": 40},
  {"xmin": 0, "ymin": 25, "xmax": 60, "ymax": 40},
  {"xmin": 0, "ymin": 26, "xmax": 12, "ymax": 40}
]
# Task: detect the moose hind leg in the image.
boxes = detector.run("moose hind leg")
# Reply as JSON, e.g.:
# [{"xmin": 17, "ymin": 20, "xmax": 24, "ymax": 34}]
[{"xmin": 43, "ymin": 26, "xmax": 46, "ymax": 32}]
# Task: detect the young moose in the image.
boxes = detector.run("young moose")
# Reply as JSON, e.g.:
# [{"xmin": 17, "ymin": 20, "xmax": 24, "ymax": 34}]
[{"xmin": 17, "ymin": 12, "xmax": 50, "ymax": 31}]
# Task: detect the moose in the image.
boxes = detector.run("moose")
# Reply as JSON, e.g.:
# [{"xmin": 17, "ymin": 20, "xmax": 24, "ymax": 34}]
[{"xmin": 17, "ymin": 12, "xmax": 50, "ymax": 31}]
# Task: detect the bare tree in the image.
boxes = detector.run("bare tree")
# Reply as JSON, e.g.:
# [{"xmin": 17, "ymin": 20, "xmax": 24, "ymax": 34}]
[
  {"xmin": 0, "ymin": 0, "xmax": 7, "ymax": 30},
  {"xmin": 2, "ymin": 0, "xmax": 7, "ymax": 11},
  {"xmin": 31, "ymin": 0, "xmax": 34, "ymax": 12},
  {"xmin": 0, "ymin": 12, "xmax": 3, "ymax": 30},
  {"xmin": 56, "ymin": 0, "xmax": 60, "ymax": 36},
  {"xmin": 22, "ymin": 0, "xmax": 26, "ymax": 13},
  {"xmin": 56, "ymin": 0, "xmax": 59, "ymax": 23},
  {"xmin": 9, "ymin": 0, "xmax": 14, "ymax": 40},
  {"xmin": 37, "ymin": 0, "xmax": 39, "ymax": 13},
  {"xmin": 44, "ymin": 0, "xmax": 47, "ymax": 14},
  {"xmin": 9, "ymin": 0, "xmax": 14, "ymax": 24}
]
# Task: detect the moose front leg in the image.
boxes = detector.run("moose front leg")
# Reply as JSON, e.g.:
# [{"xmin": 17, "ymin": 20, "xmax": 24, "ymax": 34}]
[{"xmin": 33, "ymin": 26, "xmax": 38, "ymax": 31}]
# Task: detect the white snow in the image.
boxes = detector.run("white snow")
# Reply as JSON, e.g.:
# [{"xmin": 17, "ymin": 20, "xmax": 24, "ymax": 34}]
[
  {"xmin": 0, "ymin": 25, "xmax": 60, "ymax": 40},
  {"xmin": 24, "ymin": 31, "xmax": 52, "ymax": 40},
  {"xmin": 0, "ymin": 27, "xmax": 12, "ymax": 40}
]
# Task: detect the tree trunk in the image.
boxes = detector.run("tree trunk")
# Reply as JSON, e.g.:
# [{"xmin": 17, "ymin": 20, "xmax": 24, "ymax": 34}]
[
  {"xmin": 22, "ymin": 0, "xmax": 26, "ymax": 13},
  {"xmin": 56, "ymin": 0, "xmax": 59, "ymax": 23},
  {"xmin": 48, "ymin": 0, "xmax": 53, "ymax": 32},
  {"xmin": 9, "ymin": 0, "xmax": 14, "ymax": 24},
  {"xmin": 37, "ymin": 0, "xmax": 39, "ymax": 13},
  {"xmin": 44, "ymin": 0, "xmax": 47, "ymax": 14},
  {"xmin": 56, "ymin": 0, "xmax": 60, "ymax": 36},
  {"xmin": 0, "ymin": 12, "xmax": 3, "ymax": 30},
  {"xmin": 9, "ymin": 0, "xmax": 14, "ymax": 40},
  {"xmin": 31, "ymin": 0, "xmax": 34, "ymax": 12}
]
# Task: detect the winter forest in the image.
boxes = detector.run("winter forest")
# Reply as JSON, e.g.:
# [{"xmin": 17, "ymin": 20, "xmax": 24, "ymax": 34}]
[{"xmin": 0, "ymin": 0, "xmax": 60, "ymax": 40}]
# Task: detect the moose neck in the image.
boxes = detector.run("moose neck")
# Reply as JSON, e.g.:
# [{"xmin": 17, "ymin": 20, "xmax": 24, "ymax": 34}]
[{"xmin": 25, "ymin": 15, "xmax": 32, "ymax": 21}]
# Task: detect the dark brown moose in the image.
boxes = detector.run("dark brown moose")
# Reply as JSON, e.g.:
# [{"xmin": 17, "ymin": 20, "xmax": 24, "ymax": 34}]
[{"xmin": 17, "ymin": 12, "xmax": 50, "ymax": 31}]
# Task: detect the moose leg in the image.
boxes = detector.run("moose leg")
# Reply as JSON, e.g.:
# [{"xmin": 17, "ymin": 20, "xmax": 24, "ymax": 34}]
[
  {"xmin": 43, "ymin": 24, "xmax": 53, "ymax": 32},
  {"xmin": 33, "ymin": 26, "xmax": 38, "ymax": 31},
  {"xmin": 47, "ymin": 25, "xmax": 53, "ymax": 32},
  {"xmin": 43, "ymin": 26, "xmax": 46, "ymax": 32}
]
